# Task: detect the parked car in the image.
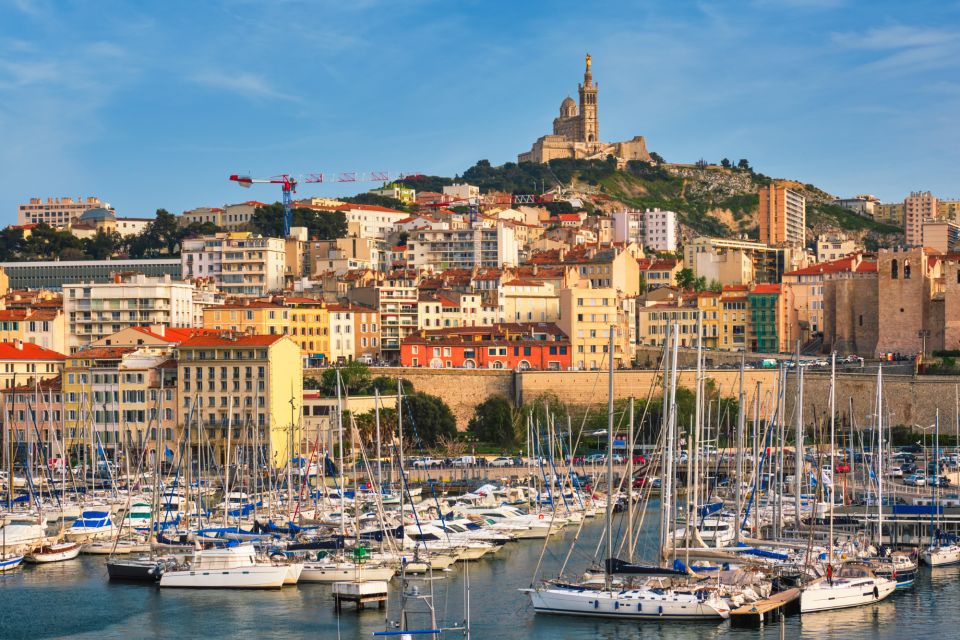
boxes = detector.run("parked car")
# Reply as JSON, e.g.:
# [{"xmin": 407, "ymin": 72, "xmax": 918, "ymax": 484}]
[
  {"xmin": 835, "ymin": 462, "xmax": 851, "ymax": 474},
  {"xmin": 411, "ymin": 457, "xmax": 442, "ymax": 469},
  {"xmin": 904, "ymin": 473, "xmax": 927, "ymax": 486},
  {"xmin": 450, "ymin": 456, "xmax": 476, "ymax": 467},
  {"xmin": 489, "ymin": 457, "xmax": 513, "ymax": 468},
  {"xmin": 611, "ymin": 454, "xmax": 625, "ymax": 464},
  {"xmin": 930, "ymin": 475, "xmax": 952, "ymax": 488},
  {"xmin": 886, "ymin": 466, "xmax": 903, "ymax": 478},
  {"xmin": 585, "ymin": 454, "xmax": 606, "ymax": 465}
]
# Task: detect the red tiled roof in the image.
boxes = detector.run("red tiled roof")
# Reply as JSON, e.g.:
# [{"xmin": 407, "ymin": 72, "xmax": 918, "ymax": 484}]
[
  {"xmin": 751, "ymin": 284, "xmax": 782, "ymax": 294},
  {"xmin": 337, "ymin": 204, "xmax": 407, "ymax": 214},
  {"xmin": 130, "ymin": 326, "xmax": 227, "ymax": 342},
  {"xmin": 69, "ymin": 346, "xmax": 132, "ymax": 360},
  {"xmin": 783, "ymin": 254, "xmax": 877, "ymax": 277},
  {"xmin": 0, "ymin": 342, "xmax": 65, "ymax": 360}
]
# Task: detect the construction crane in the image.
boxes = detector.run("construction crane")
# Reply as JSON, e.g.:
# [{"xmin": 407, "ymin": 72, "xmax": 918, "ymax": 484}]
[{"xmin": 229, "ymin": 171, "xmax": 419, "ymax": 237}]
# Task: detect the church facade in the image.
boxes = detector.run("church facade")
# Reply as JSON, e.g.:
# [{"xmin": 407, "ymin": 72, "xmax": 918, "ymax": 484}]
[{"xmin": 518, "ymin": 54, "xmax": 651, "ymax": 165}]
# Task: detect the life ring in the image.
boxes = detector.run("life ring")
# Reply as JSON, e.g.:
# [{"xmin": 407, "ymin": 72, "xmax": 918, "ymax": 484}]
[{"xmin": 538, "ymin": 514, "xmax": 544, "ymax": 520}]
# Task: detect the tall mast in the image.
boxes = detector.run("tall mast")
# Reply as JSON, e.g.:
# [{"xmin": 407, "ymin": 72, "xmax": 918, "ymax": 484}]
[
  {"xmin": 658, "ymin": 323, "xmax": 671, "ymax": 551},
  {"xmin": 794, "ymin": 343, "xmax": 804, "ymax": 531},
  {"xmin": 627, "ymin": 397, "xmax": 635, "ymax": 562},
  {"xmin": 735, "ymin": 352, "xmax": 745, "ymax": 545},
  {"xmin": 604, "ymin": 325, "xmax": 614, "ymax": 591},
  {"xmin": 828, "ymin": 352, "xmax": 836, "ymax": 565},
  {"xmin": 876, "ymin": 363, "xmax": 884, "ymax": 539},
  {"xmin": 375, "ymin": 388, "xmax": 382, "ymax": 490},
  {"xmin": 336, "ymin": 368, "xmax": 345, "ymax": 539}
]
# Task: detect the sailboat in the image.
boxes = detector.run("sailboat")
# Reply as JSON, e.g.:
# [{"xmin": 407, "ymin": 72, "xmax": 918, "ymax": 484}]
[
  {"xmin": 25, "ymin": 541, "xmax": 81, "ymax": 563},
  {"xmin": 523, "ymin": 325, "xmax": 731, "ymax": 621},
  {"xmin": 800, "ymin": 358, "xmax": 896, "ymax": 613},
  {"xmin": 159, "ymin": 542, "xmax": 289, "ymax": 589}
]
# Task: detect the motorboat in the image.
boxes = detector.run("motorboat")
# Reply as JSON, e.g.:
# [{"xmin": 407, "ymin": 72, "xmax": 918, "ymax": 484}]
[
  {"xmin": 65, "ymin": 511, "xmax": 115, "ymax": 542},
  {"xmin": 107, "ymin": 555, "xmax": 178, "ymax": 582},
  {"xmin": 159, "ymin": 543, "xmax": 288, "ymax": 589},
  {"xmin": 522, "ymin": 581, "xmax": 731, "ymax": 620}
]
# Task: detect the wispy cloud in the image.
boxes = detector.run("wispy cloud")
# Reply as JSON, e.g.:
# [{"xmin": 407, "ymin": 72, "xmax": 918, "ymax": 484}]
[
  {"xmin": 832, "ymin": 25, "xmax": 960, "ymax": 73},
  {"xmin": 189, "ymin": 70, "xmax": 299, "ymax": 102}
]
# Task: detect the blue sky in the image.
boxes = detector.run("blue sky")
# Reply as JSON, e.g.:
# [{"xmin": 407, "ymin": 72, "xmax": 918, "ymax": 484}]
[{"xmin": 1, "ymin": 0, "xmax": 959, "ymax": 223}]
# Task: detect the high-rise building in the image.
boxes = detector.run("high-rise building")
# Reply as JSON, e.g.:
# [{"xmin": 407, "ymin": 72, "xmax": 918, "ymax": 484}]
[
  {"xmin": 643, "ymin": 208, "xmax": 678, "ymax": 252},
  {"xmin": 904, "ymin": 191, "xmax": 940, "ymax": 246},
  {"xmin": 758, "ymin": 184, "xmax": 806, "ymax": 246}
]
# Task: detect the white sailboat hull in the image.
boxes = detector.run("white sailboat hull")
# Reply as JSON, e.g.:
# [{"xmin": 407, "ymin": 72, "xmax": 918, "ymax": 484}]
[
  {"xmin": 25, "ymin": 542, "xmax": 81, "ymax": 563},
  {"xmin": 800, "ymin": 576, "xmax": 895, "ymax": 613},
  {"xmin": 524, "ymin": 587, "xmax": 730, "ymax": 620},
  {"xmin": 921, "ymin": 545, "xmax": 960, "ymax": 567}
]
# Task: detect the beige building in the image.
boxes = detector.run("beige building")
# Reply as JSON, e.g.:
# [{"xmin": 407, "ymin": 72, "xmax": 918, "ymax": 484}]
[
  {"xmin": 816, "ymin": 234, "xmax": 857, "ymax": 262},
  {"xmin": 874, "ymin": 202, "xmax": 905, "ymax": 226},
  {"xmin": 181, "ymin": 232, "xmax": 286, "ymax": 296},
  {"xmin": 758, "ymin": 184, "xmax": 806, "ymax": 246},
  {"xmin": 518, "ymin": 54, "xmax": 651, "ymax": 165},
  {"xmin": 177, "ymin": 333, "xmax": 302, "ymax": 467},
  {"xmin": 922, "ymin": 220, "xmax": 960, "ymax": 254},
  {"xmin": 557, "ymin": 287, "xmax": 631, "ymax": 369},
  {"xmin": 18, "ymin": 196, "xmax": 110, "ymax": 226},
  {"xmin": 499, "ymin": 279, "xmax": 559, "ymax": 323},
  {"xmin": 904, "ymin": 191, "xmax": 939, "ymax": 246},
  {"xmin": 0, "ymin": 341, "xmax": 64, "ymax": 389},
  {"xmin": 0, "ymin": 308, "xmax": 66, "ymax": 353}
]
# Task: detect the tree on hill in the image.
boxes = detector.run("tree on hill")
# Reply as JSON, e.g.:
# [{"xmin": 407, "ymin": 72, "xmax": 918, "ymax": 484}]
[
  {"xmin": 720, "ymin": 158, "xmax": 732, "ymax": 169},
  {"xmin": 467, "ymin": 396, "xmax": 518, "ymax": 447},
  {"xmin": 400, "ymin": 392, "xmax": 457, "ymax": 447},
  {"xmin": 319, "ymin": 360, "xmax": 373, "ymax": 397},
  {"xmin": 649, "ymin": 151, "xmax": 665, "ymax": 164},
  {"xmin": 737, "ymin": 158, "xmax": 751, "ymax": 171},
  {"xmin": 675, "ymin": 267, "xmax": 696, "ymax": 290},
  {"xmin": 250, "ymin": 203, "xmax": 347, "ymax": 239},
  {"xmin": 83, "ymin": 229, "xmax": 123, "ymax": 259},
  {"xmin": 341, "ymin": 192, "xmax": 410, "ymax": 212},
  {"xmin": 398, "ymin": 174, "xmax": 454, "ymax": 194}
]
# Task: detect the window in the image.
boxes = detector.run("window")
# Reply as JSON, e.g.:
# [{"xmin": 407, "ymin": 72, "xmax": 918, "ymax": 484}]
[{"xmin": 891, "ymin": 259, "xmax": 898, "ymax": 279}]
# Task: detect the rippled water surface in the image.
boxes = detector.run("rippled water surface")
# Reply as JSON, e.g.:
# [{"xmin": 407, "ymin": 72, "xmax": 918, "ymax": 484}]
[{"xmin": 1, "ymin": 509, "xmax": 956, "ymax": 639}]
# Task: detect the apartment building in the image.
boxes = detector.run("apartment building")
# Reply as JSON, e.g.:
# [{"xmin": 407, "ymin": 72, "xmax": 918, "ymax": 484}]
[
  {"xmin": 406, "ymin": 222, "xmax": 519, "ymax": 270},
  {"xmin": 499, "ymin": 279, "xmax": 559, "ymax": 324},
  {"xmin": 816, "ymin": 234, "xmax": 857, "ymax": 262},
  {"xmin": 0, "ymin": 308, "xmax": 66, "ymax": 353},
  {"xmin": 719, "ymin": 285, "xmax": 750, "ymax": 351},
  {"xmin": 176, "ymin": 333, "xmax": 302, "ymax": 467},
  {"xmin": 0, "ymin": 341, "xmax": 65, "ymax": 389},
  {"xmin": 308, "ymin": 236, "xmax": 381, "ymax": 276},
  {"xmin": 557, "ymin": 287, "xmax": 630, "ymax": 369},
  {"xmin": 758, "ymin": 184, "xmax": 806, "ymax": 245},
  {"xmin": 637, "ymin": 258, "xmax": 682, "ymax": 291},
  {"xmin": 17, "ymin": 196, "xmax": 111, "ymax": 226},
  {"xmin": 904, "ymin": 191, "xmax": 939, "ymax": 247},
  {"xmin": 349, "ymin": 271, "xmax": 418, "ymax": 362},
  {"xmin": 63, "ymin": 274, "xmax": 202, "ymax": 352},
  {"xmin": 922, "ymin": 220, "xmax": 960, "ymax": 254},
  {"xmin": 643, "ymin": 208, "xmax": 678, "ymax": 252},
  {"xmin": 637, "ymin": 298, "xmax": 701, "ymax": 348},
  {"xmin": 0, "ymin": 259, "xmax": 181, "ymax": 290},
  {"xmin": 181, "ymin": 232, "xmax": 285, "ymax": 296},
  {"xmin": 202, "ymin": 299, "xmax": 330, "ymax": 366},
  {"xmin": 748, "ymin": 284, "xmax": 788, "ymax": 353}
]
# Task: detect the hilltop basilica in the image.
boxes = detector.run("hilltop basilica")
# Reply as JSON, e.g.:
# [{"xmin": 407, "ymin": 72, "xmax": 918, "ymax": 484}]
[{"xmin": 518, "ymin": 54, "xmax": 651, "ymax": 165}]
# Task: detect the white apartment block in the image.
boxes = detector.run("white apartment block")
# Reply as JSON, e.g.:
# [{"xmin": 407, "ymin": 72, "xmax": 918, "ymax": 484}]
[
  {"xmin": 344, "ymin": 205, "xmax": 410, "ymax": 240},
  {"xmin": 181, "ymin": 232, "xmax": 285, "ymax": 297},
  {"xmin": 63, "ymin": 274, "xmax": 201, "ymax": 352},
  {"xmin": 816, "ymin": 234, "xmax": 857, "ymax": 262},
  {"xmin": 643, "ymin": 208, "xmax": 678, "ymax": 252},
  {"xmin": 612, "ymin": 210, "xmax": 643, "ymax": 244},
  {"xmin": 18, "ymin": 197, "xmax": 111, "ymax": 227},
  {"xmin": 499, "ymin": 280, "xmax": 559, "ymax": 323},
  {"xmin": 407, "ymin": 222, "xmax": 519, "ymax": 270}
]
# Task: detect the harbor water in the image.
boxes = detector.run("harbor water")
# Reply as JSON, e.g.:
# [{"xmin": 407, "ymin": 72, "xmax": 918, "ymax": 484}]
[{"xmin": 1, "ymin": 506, "xmax": 957, "ymax": 639}]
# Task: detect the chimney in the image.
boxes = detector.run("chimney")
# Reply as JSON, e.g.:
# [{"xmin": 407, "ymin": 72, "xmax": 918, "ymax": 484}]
[{"xmin": 14, "ymin": 339, "xmax": 23, "ymax": 351}]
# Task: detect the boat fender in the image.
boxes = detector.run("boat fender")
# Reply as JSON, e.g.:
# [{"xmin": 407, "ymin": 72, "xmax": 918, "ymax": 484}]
[
  {"xmin": 638, "ymin": 603, "xmax": 642, "ymax": 612},
  {"xmin": 594, "ymin": 600, "xmax": 599, "ymax": 609},
  {"xmin": 873, "ymin": 586, "xmax": 879, "ymax": 599},
  {"xmin": 658, "ymin": 605, "xmax": 663, "ymax": 616},
  {"xmin": 614, "ymin": 601, "xmax": 619, "ymax": 610}
]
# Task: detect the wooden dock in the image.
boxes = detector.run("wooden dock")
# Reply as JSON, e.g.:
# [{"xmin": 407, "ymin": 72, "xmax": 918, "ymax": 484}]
[{"xmin": 729, "ymin": 588, "xmax": 801, "ymax": 627}]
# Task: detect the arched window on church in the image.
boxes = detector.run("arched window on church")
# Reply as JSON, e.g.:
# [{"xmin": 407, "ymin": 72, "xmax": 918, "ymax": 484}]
[
  {"xmin": 904, "ymin": 259, "xmax": 911, "ymax": 280},
  {"xmin": 891, "ymin": 259, "xmax": 898, "ymax": 279}
]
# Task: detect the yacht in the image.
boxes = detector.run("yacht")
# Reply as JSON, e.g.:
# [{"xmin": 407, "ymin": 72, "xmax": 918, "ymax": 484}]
[
  {"xmin": 800, "ymin": 564, "xmax": 896, "ymax": 613},
  {"xmin": 160, "ymin": 543, "xmax": 288, "ymax": 589},
  {"xmin": 523, "ymin": 582, "xmax": 730, "ymax": 620},
  {"xmin": 921, "ymin": 542, "xmax": 960, "ymax": 567},
  {"xmin": 65, "ymin": 511, "xmax": 115, "ymax": 542}
]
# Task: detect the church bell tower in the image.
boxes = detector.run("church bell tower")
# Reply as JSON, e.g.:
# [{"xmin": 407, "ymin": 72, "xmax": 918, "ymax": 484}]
[{"xmin": 578, "ymin": 53, "xmax": 599, "ymax": 144}]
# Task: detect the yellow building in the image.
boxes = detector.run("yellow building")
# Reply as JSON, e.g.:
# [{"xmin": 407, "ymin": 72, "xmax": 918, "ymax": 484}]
[
  {"xmin": 62, "ymin": 346, "xmax": 178, "ymax": 459},
  {"xmin": 696, "ymin": 291, "xmax": 721, "ymax": 348},
  {"xmin": 0, "ymin": 340, "xmax": 64, "ymax": 390},
  {"xmin": 636, "ymin": 299, "xmax": 701, "ymax": 348},
  {"xmin": 0, "ymin": 308, "xmax": 67, "ymax": 353},
  {"xmin": 202, "ymin": 298, "xmax": 329, "ymax": 366},
  {"xmin": 176, "ymin": 333, "xmax": 302, "ymax": 468},
  {"xmin": 719, "ymin": 286, "xmax": 751, "ymax": 350},
  {"xmin": 557, "ymin": 287, "xmax": 631, "ymax": 369}
]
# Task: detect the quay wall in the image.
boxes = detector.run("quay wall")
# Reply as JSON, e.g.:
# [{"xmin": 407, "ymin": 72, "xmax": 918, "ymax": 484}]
[{"xmin": 305, "ymin": 367, "xmax": 960, "ymax": 431}]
